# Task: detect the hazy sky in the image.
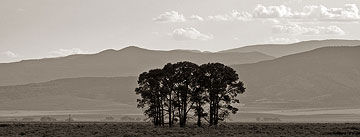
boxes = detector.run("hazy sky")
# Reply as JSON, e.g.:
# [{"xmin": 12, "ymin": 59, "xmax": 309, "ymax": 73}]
[{"xmin": 1, "ymin": 0, "xmax": 360, "ymax": 62}]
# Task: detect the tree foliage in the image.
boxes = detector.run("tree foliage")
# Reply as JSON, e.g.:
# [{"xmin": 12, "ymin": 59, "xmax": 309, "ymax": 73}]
[{"xmin": 135, "ymin": 61, "xmax": 245, "ymax": 127}]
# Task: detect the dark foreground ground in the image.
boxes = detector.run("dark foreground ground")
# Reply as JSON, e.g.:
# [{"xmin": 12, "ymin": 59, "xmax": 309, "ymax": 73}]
[{"xmin": 1, "ymin": 122, "xmax": 360, "ymax": 137}]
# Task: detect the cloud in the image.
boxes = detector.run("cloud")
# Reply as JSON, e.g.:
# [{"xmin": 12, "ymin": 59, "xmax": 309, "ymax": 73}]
[
  {"xmin": 1, "ymin": 51, "xmax": 19, "ymax": 58},
  {"xmin": 261, "ymin": 18, "xmax": 283, "ymax": 24},
  {"xmin": 272, "ymin": 24, "xmax": 345, "ymax": 35},
  {"xmin": 188, "ymin": 15, "xmax": 204, "ymax": 21},
  {"xmin": 253, "ymin": 5, "xmax": 293, "ymax": 18},
  {"xmin": 302, "ymin": 4, "xmax": 359, "ymax": 21},
  {"xmin": 253, "ymin": 4, "xmax": 360, "ymax": 21},
  {"xmin": 266, "ymin": 37, "xmax": 300, "ymax": 44},
  {"xmin": 170, "ymin": 27, "xmax": 213, "ymax": 41},
  {"xmin": 50, "ymin": 48, "xmax": 87, "ymax": 57},
  {"xmin": 153, "ymin": 11, "xmax": 205, "ymax": 23},
  {"xmin": 208, "ymin": 10, "xmax": 252, "ymax": 21},
  {"xmin": 153, "ymin": 11, "xmax": 186, "ymax": 23},
  {"xmin": 157, "ymin": 4, "xmax": 359, "ymax": 23}
]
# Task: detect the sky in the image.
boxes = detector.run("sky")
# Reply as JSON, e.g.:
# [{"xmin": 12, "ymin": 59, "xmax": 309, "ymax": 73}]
[{"xmin": 0, "ymin": 0, "xmax": 360, "ymax": 63}]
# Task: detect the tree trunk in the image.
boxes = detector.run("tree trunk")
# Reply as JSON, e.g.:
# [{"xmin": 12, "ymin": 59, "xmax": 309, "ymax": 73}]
[
  {"xmin": 209, "ymin": 100, "xmax": 214, "ymax": 126},
  {"xmin": 214, "ymin": 103, "xmax": 218, "ymax": 125},
  {"xmin": 214, "ymin": 97, "xmax": 219, "ymax": 126},
  {"xmin": 182, "ymin": 94, "xmax": 187, "ymax": 127},
  {"xmin": 168, "ymin": 93, "xmax": 172, "ymax": 127},
  {"xmin": 210, "ymin": 101, "xmax": 214, "ymax": 126},
  {"xmin": 161, "ymin": 99, "xmax": 164, "ymax": 126},
  {"xmin": 158, "ymin": 104, "xmax": 161, "ymax": 126},
  {"xmin": 155, "ymin": 105, "xmax": 158, "ymax": 126},
  {"xmin": 172, "ymin": 106, "xmax": 175, "ymax": 126},
  {"xmin": 179, "ymin": 104, "xmax": 185, "ymax": 127},
  {"xmin": 197, "ymin": 102, "xmax": 201, "ymax": 127}
]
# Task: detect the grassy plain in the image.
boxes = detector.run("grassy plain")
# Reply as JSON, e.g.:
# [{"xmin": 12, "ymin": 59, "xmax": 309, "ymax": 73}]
[{"xmin": 1, "ymin": 122, "xmax": 360, "ymax": 137}]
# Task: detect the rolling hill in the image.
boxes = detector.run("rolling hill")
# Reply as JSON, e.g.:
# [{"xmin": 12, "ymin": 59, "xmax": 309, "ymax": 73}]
[
  {"xmin": 0, "ymin": 46, "xmax": 274, "ymax": 86},
  {"xmin": 220, "ymin": 39, "xmax": 360, "ymax": 57},
  {"xmin": 0, "ymin": 77, "xmax": 138, "ymax": 112},
  {"xmin": 0, "ymin": 46, "xmax": 359, "ymax": 112},
  {"xmin": 232, "ymin": 46, "xmax": 360, "ymax": 109}
]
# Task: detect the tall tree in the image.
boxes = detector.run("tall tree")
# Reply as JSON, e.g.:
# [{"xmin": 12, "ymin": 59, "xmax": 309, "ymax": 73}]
[
  {"xmin": 136, "ymin": 62, "xmax": 245, "ymax": 127},
  {"xmin": 162, "ymin": 63, "xmax": 175, "ymax": 127},
  {"xmin": 199, "ymin": 63, "xmax": 245, "ymax": 126},
  {"xmin": 171, "ymin": 61, "xmax": 199, "ymax": 127},
  {"xmin": 135, "ymin": 69, "xmax": 167, "ymax": 126},
  {"xmin": 190, "ymin": 85, "xmax": 207, "ymax": 127}
]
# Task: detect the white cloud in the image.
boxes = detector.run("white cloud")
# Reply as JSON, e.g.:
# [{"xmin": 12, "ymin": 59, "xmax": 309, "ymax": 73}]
[
  {"xmin": 153, "ymin": 11, "xmax": 186, "ymax": 23},
  {"xmin": 188, "ymin": 15, "xmax": 204, "ymax": 21},
  {"xmin": 266, "ymin": 37, "xmax": 300, "ymax": 44},
  {"xmin": 253, "ymin": 5, "xmax": 293, "ymax": 18},
  {"xmin": 1, "ymin": 51, "xmax": 19, "ymax": 58},
  {"xmin": 157, "ymin": 4, "xmax": 359, "ymax": 23},
  {"xmin": 272, "ymin": 24, "xmax": 345, "ymax": 35},
  {"xmin": 153, "ymin": 11, "xmax": 205, "ymax": 23},
  {"xmin": 303, "ymin": 4, "xmax": 359, "ymax": 21},
  {"xmin": 208, "ymin": 10, "xmax": 252, "ymax": 21},
  {"xmin": 253, "ymin": 4, "xmax": 360, "ymax": 21},
  {"xmin": 50, "ymin": 48, "xmax": 87, "ymax": 57},
  {"xmin": 261, "ymin": 18, "xmax": 283, "ymax": 24},
  {"xmin": 170, "ymin": 27, "xmax": 213, "ymax": 41}
]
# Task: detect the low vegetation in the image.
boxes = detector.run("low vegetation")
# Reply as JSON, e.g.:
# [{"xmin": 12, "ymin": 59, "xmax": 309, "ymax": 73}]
[{"xmin": 1, "ymin": 122, "xmax": 360, "ymax": 137}]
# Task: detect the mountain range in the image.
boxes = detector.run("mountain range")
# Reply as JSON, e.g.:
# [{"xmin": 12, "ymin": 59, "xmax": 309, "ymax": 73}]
[
  {"xmin": 232, "ymin": 46, "xmax": 360, "ymax": 109},
  {"xmin": 0, "ymin": 77, "xmax": 138, "ymax": 112},
  {"xmin": 0, "ymin": 39, "xmax": 359, "ymax": 112},
  {"xmin": 0, "ymin": 46, "xmax": 273, "ymax": 86},
  {"xmin": 220, "ymin": 39, "xmax": 360, "ymax": 57}
]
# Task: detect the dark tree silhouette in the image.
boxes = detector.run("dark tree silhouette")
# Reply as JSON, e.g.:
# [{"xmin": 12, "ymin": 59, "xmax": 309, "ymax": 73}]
[
  {"xmin": 199, "ymin": 63, "xmax": 245, "ymax": 126},
  {"xmin": 162, "ymin": 63, "xmax": 176, "ymax": 127},
  {"xmin": 135, "ymin": 62, "xmax": 245, "ymax": 127},
  {"xmin": 169, "ymin": 61, "xmax": 199, "ymax": 127},
  {"xmin": 190, "ymin": 82, "xmax": 207, "ymax": 127},
  {"xmin": 136, "ymin": 69, "xmax": 167, "ymax": 126}
]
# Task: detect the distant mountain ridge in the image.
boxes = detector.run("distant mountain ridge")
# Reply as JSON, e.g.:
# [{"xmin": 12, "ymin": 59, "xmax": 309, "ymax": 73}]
[
  {"xmin": 0, "ymin": 46, "xmax": 273, "ymax": 86},
  {"xmin": 0, "ymin": 77, "xmax": 138, "ymax": 111},
  {"xmin": 1, "ymin": 46, "xmax": 359, "ymax": 111},
  {"xmin": 231, "ymin": 46, "xmax": 360, "ymax": 109},
  {"xmin": 220, "ymin": 39, "xmax": 360, "ymax": 57}
]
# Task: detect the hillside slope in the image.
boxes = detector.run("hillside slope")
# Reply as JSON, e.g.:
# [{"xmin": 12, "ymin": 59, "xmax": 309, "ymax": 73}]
[
  {"xmin": 232, "ymin": 46, "xmax": 360, "ymax": 109},
  {"xmin": 220, "ymin": 39, "xmax": 360, "ymax": 57},
  {"xmin": 0, "ymin": 77, "xmax": 138, "ymax": 111},
  {"xmin": 1, "ymin": 46, "xmax": 359, "ymax": 111},
  {"xmin": 0, "ymin": 46, "xmax": 274, "ymax": 86}
]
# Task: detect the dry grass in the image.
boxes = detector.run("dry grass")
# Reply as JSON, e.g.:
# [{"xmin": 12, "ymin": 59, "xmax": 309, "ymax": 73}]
[{"xmin": 0, "ymin": 122, "xmax": 360, "ymax": 137}]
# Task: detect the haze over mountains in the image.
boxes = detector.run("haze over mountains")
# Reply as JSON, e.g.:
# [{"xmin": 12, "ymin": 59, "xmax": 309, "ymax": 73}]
[
  {"xmin": 232, "ymin": 46, "xmax": 360, "ymax": 109},
  {"xmin": 1, "ymin": 39, "xmax": 359, "ymax": 86},
  {"xmin": 0, "ymin": 46, "xmax": 273, "ymax": 86},
  {"xmin": 220, "ymin": 39, "xmax": 360, "ymax": 57},
  {"xmin": 0, "ymin": 77, "xmax": 138, "ymax": 112},
  {"xmin": 0, "ymin": 40, "xmax": 359, "ymax": 113}
]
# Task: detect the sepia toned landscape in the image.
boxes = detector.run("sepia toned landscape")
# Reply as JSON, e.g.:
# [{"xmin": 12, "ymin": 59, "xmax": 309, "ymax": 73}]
[
  {"xmin": 1, "ymin": 123, "xmax": 360, "ymax": 137},
  {"xmin": 1, "ymin": 0, "xmax": 360, "ymax": 136}
]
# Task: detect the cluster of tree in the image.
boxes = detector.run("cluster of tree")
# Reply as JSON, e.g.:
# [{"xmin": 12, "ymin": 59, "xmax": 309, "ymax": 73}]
[{"xmin": 135, "ymin": 61, "xmax": 245, "ymax": 127}]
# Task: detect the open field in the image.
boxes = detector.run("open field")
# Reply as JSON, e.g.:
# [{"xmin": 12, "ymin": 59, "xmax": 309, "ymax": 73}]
[
  {"xmin": 1, "ymin": 122, "xmax": 360, "ymax": 137},
  {"xmin": 2, "ymin": 108, "xmax": 360, "ymax": 123}
]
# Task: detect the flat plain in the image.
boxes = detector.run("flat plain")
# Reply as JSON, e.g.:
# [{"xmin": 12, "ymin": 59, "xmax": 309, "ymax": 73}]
[{"xmin": 1, "ymin": 122, "xmax": 360, "ymax": 137}]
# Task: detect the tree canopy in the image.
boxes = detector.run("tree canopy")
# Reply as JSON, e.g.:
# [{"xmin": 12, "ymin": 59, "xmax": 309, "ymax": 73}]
[{"xmin": 135, "ymin": 61, "xmax": 245, "ymax": 127}]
